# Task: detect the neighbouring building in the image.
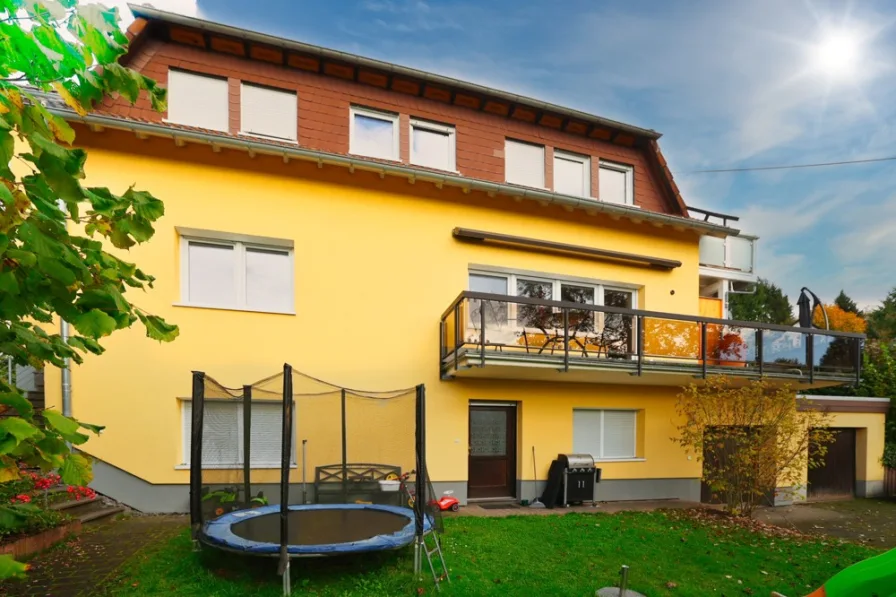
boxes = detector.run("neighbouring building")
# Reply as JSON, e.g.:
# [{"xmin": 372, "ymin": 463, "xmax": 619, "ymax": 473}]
[{"xmin": 34, "ymin": 5, "xmax": 886, "ymax": 512}]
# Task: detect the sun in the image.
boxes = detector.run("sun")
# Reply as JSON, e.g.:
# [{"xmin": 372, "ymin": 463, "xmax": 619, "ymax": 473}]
[{"xmin": 811, "ymin": 28, "xmax": 863, "ymax": 79}]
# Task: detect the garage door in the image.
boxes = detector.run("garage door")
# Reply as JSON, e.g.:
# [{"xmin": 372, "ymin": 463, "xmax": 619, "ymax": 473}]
[{"xmin": 808, "ymin": 428, "xmax": 856, "ymax": 500}]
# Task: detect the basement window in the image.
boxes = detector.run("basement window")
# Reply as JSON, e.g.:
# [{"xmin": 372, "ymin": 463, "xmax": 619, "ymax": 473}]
[
  {"xmin": 573, "ymin": 409, "xmax": 637, "ymax": 460},
  {"xmin": 181, "ymin": 401, "xmax": 293, "ymax": 468},
  {"xmin": 179, "ymin": 231, "xmax": 294, "ymax": 314},
  {"xmin": 410, "ymin": 119, "xmax": 456, "ymax": 171},
  {"xmin": 350, "ymin": 106, "xmax": 399, "ymax": 160},
  {"xmin": 553, "ymin": 150, "xmax": 591, "ymax": 197},
  {"xmin": 166, "ymin": 69, "xmax": 229, "ymax": 132},
  {"xmin": 240, "ymin": 83, "xmax": 298, "ymax": 141},
  {"xmin": 599, "ymin": 161, "xmax": 634, "ymax": 205}
]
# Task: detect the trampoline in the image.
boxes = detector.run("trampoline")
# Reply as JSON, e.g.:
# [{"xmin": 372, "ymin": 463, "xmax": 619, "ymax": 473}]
[
  {"xmin": 202, "ymin": 503, "xmax": 434, "ymax": 556},
  {"xmin": 188, "ymin": 365, "xmax": 448, "ymax": 595}
]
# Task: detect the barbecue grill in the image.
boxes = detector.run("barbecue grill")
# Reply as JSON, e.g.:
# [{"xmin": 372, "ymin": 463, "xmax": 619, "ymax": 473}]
[{"xmin": 560, "ymin": 453, "xmax": 600, "ymax": 506}]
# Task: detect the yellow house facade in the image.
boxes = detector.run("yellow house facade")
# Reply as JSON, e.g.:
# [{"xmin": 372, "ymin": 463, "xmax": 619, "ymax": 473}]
[{"xmin": 35, "ymin": 7, "xmax": 885, "ymax": 512}]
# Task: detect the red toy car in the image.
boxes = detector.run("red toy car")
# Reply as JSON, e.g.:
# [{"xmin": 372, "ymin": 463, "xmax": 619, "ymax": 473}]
[{"xmin": 435, "ymin": 492, "xmax": 460, "ymax": 512}]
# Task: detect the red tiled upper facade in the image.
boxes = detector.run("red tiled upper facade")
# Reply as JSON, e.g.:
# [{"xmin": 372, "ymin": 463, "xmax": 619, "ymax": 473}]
[{"xmin": 109, "ymin": 5, "xmax": 688, "ymax": 217}]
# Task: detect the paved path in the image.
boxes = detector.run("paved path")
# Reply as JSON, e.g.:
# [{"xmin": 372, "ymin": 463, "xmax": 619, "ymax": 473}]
[
  {"xmin": 456, "ymin": 499, "xmax": 705, "ymax": 517},
  {"xmin": 755, "ymin": 498, "xmax": 896, "ymax": 547},
  {"xmin": 0, "ymin": 516, "xmax": 185, "ymax": 597}
]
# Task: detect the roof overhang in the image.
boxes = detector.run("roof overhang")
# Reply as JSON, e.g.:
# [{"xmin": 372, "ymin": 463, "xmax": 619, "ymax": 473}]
[
  {"xmin": 32, "ymin": 89, "xmax": 737, "ymax": 237},
  {"xmin": 127, "ymin": 4, "xmax": 661, "ymax": 142}
]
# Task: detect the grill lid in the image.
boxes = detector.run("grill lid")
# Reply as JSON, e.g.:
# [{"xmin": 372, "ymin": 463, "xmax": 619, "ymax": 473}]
[{"xmin": 559, "ymin": 453, "xmax": 595, "ymax": 468}]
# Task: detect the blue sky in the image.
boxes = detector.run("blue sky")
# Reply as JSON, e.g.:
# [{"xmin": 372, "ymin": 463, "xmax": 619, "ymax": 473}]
[{"xmin": 118, "ymin": 1, "xmax": 896, "ymax": 309}]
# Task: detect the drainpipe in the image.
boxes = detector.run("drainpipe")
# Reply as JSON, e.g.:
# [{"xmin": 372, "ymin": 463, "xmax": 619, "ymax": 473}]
[{"xmin": 60, "ymin": 319, "xmax": 72, "ymax": 418}]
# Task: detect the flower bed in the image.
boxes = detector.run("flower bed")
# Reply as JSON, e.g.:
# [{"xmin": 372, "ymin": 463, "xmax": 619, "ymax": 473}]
[
  {"xmin": 0, "ymin": 520, "xmax": 81, "ymax": 560},
  {"xmin": 0, "ymin": 470, "xmax": 87, "ymax": 558}
]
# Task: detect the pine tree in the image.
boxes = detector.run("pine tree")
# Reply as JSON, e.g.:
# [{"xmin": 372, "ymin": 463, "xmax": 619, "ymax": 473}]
[
  {"xmin": 834, "ymin": 290, "xmax": 861, "ymax": 315},
  {"xmin": 728, "ymin": 278, "xmax": 793, "ymax": 325}
]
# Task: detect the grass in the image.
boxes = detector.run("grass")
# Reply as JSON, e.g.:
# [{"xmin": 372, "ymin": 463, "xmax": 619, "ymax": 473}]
[{"xmin": 101, "ymin": 510, "xmax": 879, "ymax": 597}]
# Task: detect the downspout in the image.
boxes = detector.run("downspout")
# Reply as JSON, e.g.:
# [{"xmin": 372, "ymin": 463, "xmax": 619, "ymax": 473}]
[{"xmin": 60, "ymin": 320, "xmax": 72, "ymax": 417}]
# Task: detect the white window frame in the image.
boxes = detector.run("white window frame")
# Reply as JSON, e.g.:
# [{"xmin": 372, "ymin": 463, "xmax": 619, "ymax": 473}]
[
  {"xmin": 553, "ymin": 149, "xmax": 591, "ymax": 197},
  {"xmin": 468, "ymin": 269, "xmax": 638, "ymax": 314},
  {"xmin": 178, "ymin": 400, "xmax": 296, "ymax": 469},
  {"xmin": 599, "ymin": 161, "xmax": 634, "ymax": 206},
  {"xmin": 349, "ymin": 106, "xmax": 400, "ymax": 160},
  {"xmin": 573, "ymin": 408, "xmax": 640, "ymax": 461},
  {"xmin": 239, "ymin": 82, "xmax": 298, "ymax": 142},
  {"xmin": 504, "ymin": 138, "xmax": 546, "ymax": 189},
  {"xmin": 178, "ymin": 231, "xmax": 295, "ymax": 315},
  {"xmin": 410, "ymin": 118, "xmax": 457, "ymax": 172},
  {"xmin": 468, "ymin": 268, "xmax": 639, "ymax": 353}
]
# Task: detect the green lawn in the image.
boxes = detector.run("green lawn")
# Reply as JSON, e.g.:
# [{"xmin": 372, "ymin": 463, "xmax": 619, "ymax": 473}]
[{"xmin": 102, "ymin": 511, "xmax": 878, "ymax": 597}]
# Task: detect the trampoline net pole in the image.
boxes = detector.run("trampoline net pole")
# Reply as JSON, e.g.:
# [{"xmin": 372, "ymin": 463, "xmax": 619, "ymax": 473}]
[
  {"xmin": 414, "ymin": 383, "xmax": 426, "ymax": 575},
  {"xmin": 189, "ymin": 371, "xmax": 205, "ymax": 538},
  {"xmin": 340, "ymin": 388, "xmax": 347, "ymax": 504},
  {"xmin": 242, "ymin": 384, "xmax": 252, "ymax": 507},
  {"xmin": 278, "ymin": 363, "xmax": 293, "ymax": 581}
]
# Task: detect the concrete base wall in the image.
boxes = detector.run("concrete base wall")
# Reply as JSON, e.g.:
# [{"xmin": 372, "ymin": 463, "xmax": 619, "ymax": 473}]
[
  {"xmin": 856, "ymin": 480, "xmax": 884, "ymax": 498},
  {"xmin": 93, "ymin": 459, "xmax": 703, "ymax": 513}
]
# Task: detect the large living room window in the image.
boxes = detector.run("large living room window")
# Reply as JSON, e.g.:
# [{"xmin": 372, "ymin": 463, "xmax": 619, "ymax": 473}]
[
  {"xmin": 572, "ymin": 409, "xmax": 638, "ymax": 460},
  {"xmin": 166, "ymin": 69, "xmax": 229, "ymax": 132},
  {"xmin": 181, "ymin": 401, "xmax": 289, "ymax": 468},
  {"xmin": 468, "ymin": 270, "xmax": 636, "ymax": 321},
  {"xmin": 179, "ymin": 229, "xmax": 294, "ymax": 314}
]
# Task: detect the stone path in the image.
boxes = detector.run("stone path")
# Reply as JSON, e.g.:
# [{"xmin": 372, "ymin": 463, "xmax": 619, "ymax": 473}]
[
  {"xmin": 755, "ymin": 498, "xmax": 896, "ymax": 548},
  {"xmin": 455, "ymin": 498, "xmax": 705, "ymax": 517},
  {"xmin": 0, "ymin": 515, "xmax": 185, "ymax": 597}
]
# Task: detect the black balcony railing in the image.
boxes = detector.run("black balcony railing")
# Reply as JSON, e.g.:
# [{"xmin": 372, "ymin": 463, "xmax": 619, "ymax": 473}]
[{"xmin": 439, "ymin": 291, "xmax": 864, "ymax": 385}]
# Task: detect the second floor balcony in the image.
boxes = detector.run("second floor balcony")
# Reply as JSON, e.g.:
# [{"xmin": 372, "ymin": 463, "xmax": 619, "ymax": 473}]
[{"xmin": 439, "ymin": 292, "xmax": 862, "ymax": 388}]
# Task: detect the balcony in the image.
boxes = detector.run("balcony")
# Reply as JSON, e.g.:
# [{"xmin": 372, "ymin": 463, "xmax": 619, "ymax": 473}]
[
  {"xmin": 439, "ymin": 292, "xmax": 863, "ymax": 388},
  {"xmin": 699, "ymin": 235, "xmax": 756, "ymax": 280}
]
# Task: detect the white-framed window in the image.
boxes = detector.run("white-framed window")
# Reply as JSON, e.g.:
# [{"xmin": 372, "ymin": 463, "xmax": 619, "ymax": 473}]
[
  {"xmin": 599, "ymin": 161, "xmax": 634, "ymax": 205},
  {"xmin": 179, "ymin": 231, "xmax": 294, "ymax": 314},
  {"xmin": 410, "ymin": 118, "xmax": 456, "ymax": 171},
  {"xmin": 553, "ymin": 150, "xmax": 591, "ymax": 197},
  {"xmin": 240, "ymin": 83, "xmax": 298, "ymax": 141},
  {"xmin": 468, "ymin": 270, "xmax": 637, "ymax": 316},
  {"xmin": 181, "ymin": 401, "xmax": 293, "ymax": 468},
  {"xmin": 505, "ymin": 139, "xmax": 545, "ymax": 188},
  {"xmin": 349, "ymin": 106, "xmax": 399, "ymax": 160},
  {"xmin": 166, "ymin": 69, "xmax": 229, "ymax": 132},
  {"xmin": 573, "ymin": 409, "xmax": 637, "ymax": 460},
  {"xmin": 467, "ymin": 269, "xmax": 637, "ymax": 352}
]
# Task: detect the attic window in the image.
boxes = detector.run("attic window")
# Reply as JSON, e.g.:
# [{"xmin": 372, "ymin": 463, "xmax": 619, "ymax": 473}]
[
  {"xmin": 505, "ymin": 139, "xmax": 545, "ymax": 189},
  {"xmin": 349, "ymin": 106, "xmax": 399, "ymax": 160},
  {"xmin": 599, "ymin": 161, "xmax": 634, "ymax": 205},
  {"xmin": 166, "ymin": 69, "xmax": 229, "ymax": 132},
  {"xmin": 240, "ymin": 83, "xmax": 298, "ymax": 141}
]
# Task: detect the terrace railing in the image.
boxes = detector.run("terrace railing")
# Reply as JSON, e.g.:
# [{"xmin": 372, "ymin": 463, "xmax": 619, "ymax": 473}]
[{"xmin": 439, "ymin": 291, "xmax": 863, "ymax": 385}]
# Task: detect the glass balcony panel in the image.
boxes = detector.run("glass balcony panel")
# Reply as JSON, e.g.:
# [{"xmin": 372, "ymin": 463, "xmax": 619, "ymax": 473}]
[
  {"xmin": 699, "ymin": 236, "xmax": 726, "ymax": 268},
  {"xmin": 761, "ymin": 330, "xmax": 808, "ymax": 373},
  {"xmin": 728, "ymin": 237, "xmax": 754, "ymax": 273}
]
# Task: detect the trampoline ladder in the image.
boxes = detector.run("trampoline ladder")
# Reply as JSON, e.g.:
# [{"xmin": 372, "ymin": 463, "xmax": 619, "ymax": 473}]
[{"xmin": 422, "ymin": 531, "xmax": 450, "ymax": 591}]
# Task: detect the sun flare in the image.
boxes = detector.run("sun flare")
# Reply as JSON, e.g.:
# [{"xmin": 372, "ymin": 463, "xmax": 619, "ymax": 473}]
[{"xmin": 812, "ymin": 28, "xmax": 863, "ymax": 79}]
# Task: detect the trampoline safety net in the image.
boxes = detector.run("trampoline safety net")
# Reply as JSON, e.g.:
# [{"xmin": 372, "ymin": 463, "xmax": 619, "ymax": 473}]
[{"xmin": 188, "ymin": 364, "xmax": 442, "ymax": 563}]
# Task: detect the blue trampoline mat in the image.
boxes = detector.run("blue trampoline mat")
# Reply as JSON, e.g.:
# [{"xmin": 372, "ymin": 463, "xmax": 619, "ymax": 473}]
[{"xmin": 201, "ymin": 503, "xmax": 433, "ymax": 556}]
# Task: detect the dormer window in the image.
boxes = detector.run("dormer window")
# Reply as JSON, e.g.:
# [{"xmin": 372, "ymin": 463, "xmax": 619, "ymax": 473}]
[
  {"xmin": 349, "ymin": 106, "xmax": 399, "ymax": 160},
  {"xmin": 166, "ymin": 69, "xmax": 229, "ymax": 132},
  {"xmin": 599, "ymin": 161, "xmax": 634, "ymax": 205},
  {"xmin": 553, "ymin": 150, "xmax": 590, "ymax": 197},
  {"xmin": 240, "ymin": 83, "xmax": 298, "ymax": 141},
  {"xmin": 505, "ymin": 139, "xmax": 545, "ymax": 189}
]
